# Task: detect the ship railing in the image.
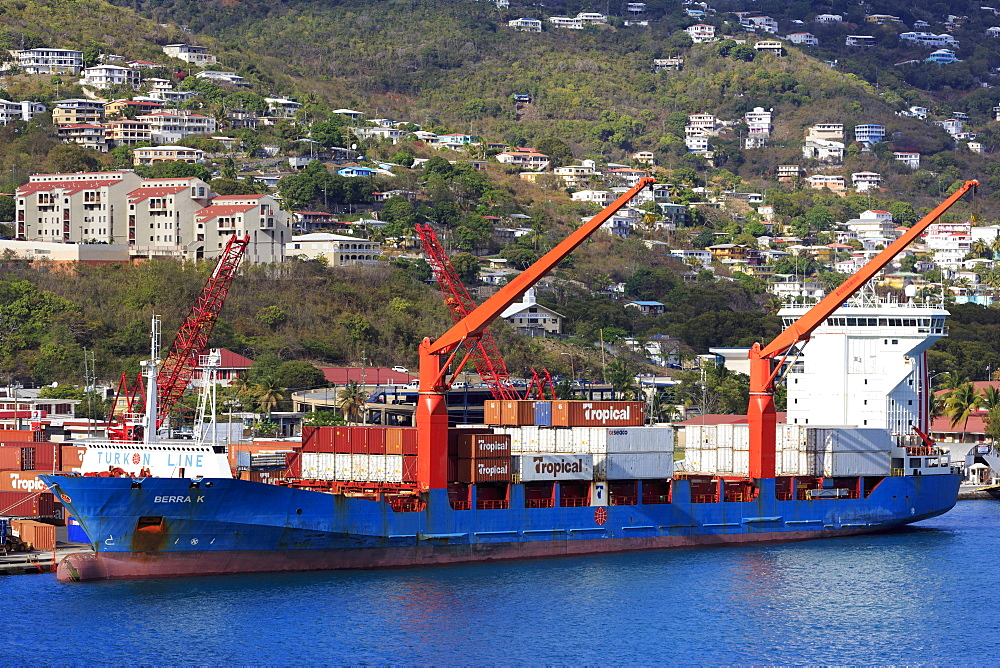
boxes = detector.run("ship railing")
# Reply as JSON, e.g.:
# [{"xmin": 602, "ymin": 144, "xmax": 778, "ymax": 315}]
[
  {"xmin": 560, "ymin": 497, "xmax": 588, "ymax": 507},
  {"xmin": 610, "ymin": 496, "xmax": 637, "ymax": 506},
  {"xmin": 775, "ymin": 492, "xmax": 794, "ymax": 501},
  {"xmin": 692, "ymin": 494, "xmax": 719, "ymax": 503},
  {"xmin": 525, "ymin": 498, "xmax": 554, "ymax": 509},
  {"xmin": 891, "ymin": 467, "xmax": 905, "ymax": 477},
  {"xmin": 449, "ymin": 500, "xmax": 471, "ymax": 511},
  {"xmin": 476, "ymin": 499, "xmax": 509, "ymax": 510},
  {"xmin": 387, "ymin": 496, "xmax": 427, "ymax": 513}
]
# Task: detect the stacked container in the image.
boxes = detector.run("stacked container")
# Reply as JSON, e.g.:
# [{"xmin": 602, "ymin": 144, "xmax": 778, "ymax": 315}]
[{"xmin": 454, "ymin": 433, "xmax": 511, "ymax": 483}]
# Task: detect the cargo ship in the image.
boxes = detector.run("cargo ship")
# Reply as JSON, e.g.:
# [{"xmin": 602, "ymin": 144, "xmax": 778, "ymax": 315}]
[{"xmin": 42, "ymin": 179, "xmax": 976, "ymax": 581}]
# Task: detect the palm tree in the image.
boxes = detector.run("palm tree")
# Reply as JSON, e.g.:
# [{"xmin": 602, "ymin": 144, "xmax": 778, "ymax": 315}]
[
  {"xmin": 990, "ymin": 233, "xmax": 1000, "ymax": 258},
  {"xmin": 982, "ymin": 386, "xmax": 1000, "ymax": 412},
  {"xmin": 944, "ymin": 382, "xmax": 982, "ymax": 442},
  {"xmin": 251, "ymin": 377, "xmax": 285, "ymax": 415},
  {"xmin": 971, "ymin": 239, "xmax": 990, "ymax": 258},
  {"xmin": 338, "ymin": 381, "xmax": 368, "ymax": 424}
]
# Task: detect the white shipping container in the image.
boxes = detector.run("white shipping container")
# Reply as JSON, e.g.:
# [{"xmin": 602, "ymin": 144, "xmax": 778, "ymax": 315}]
[
  {"xmin": 604, "ymin": 426, "xmax": 674, "ymax": 453},
  {"xmin": 605, "ymin": 452, "xmax": 674, "ymax": 479},
  {"xmin": 733, "ymin": 450, "xmax": 749, "ymax": 476},
  {"xmin": 717, "ymin": 423, "xmax": 733, "ymax": 449},
  {"xmin": 385, "ymin": 454, "xmax": 403, "ymax": 483},
  {"xmin": 688, "ymin": 448, "xmax": 717, "ymax": 473},
  {"xmin": 821, "ymin": 450, "xmax": 890, "ymax": 476},
  {"xmin": 822, "ymin": 428, "xmax": 892, "ymax": 453},
  {"xmin": 302, "ymin": 452, "xmax": 320, "ymax": 479},
  {"xmin": 514, "ymin": 453, "xmax": 593, "ymax": 481},
  {"xmin": 732, "ymin": 424, "xmax": 749, "ymax": 451},
  {"xmin": 350, "ymin": 454, "xmax": 370, "ymax": 480},
  {"xmin": 716, "ymin": 446, "xmax": 734, "ymax": 473},
  {"xmin": 335, "ymin": 453, "xmax": 352, "ymax": 481},
  {"xmin": 368, "ymin": 454, "xmax": 386, "ymax": 482}
]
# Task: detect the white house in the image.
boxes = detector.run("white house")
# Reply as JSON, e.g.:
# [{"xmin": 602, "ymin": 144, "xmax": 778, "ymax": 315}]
[
  {"xmin": 894, "ymin": 152, "xmax": 920, "ymax": 169},
  {"xmin": 814, "ymin": 14, "xmax": 843, "ymax": 23},
  {"xmin": 686, "ymin": 24, "xmax": 716, "ymax": 42},
  {"xmin": 80, "ymin": 65, "xmax": 141, "ymax": 90},
  {"xmin": 162, "ymin": 44, "xmax": 218, "ymax": 65},
  {"xmin": 508, "ymin": 18, "xmax": 543, "ymax": 32},
  {"xmin": 194, "ymin": 71, "xmax": 249, "ymax": 87},
  {"xmin": 9, "ymin": 48, "xmax": 83, "ymax": 75},
  {"xmin": 785, "ymin": 32, "xmax": 819, "ymax": 46},
  {"xmin": 851, "ymin": 171, "xmax": 882, "ymax": 191},
  {"xmin": 0, "ymin": 99, "xmax": 46, "ymax": 125},
  {"xmin": 802, "ymin": 138, "xmax": 844, "ymax": 163},
  {"xmin": 500, "ymin": 288, "xmax": 563, "ymax": 335},
  {"xmin": 285, "ymin": 232, "xmax": 381, "ymax": 266},
  {"xmin": 854, "ymin": 124, "xmax": 886, "ymax": 145}
]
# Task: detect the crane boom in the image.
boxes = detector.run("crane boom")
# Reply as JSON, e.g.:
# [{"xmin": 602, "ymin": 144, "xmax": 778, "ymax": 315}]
[
  {"xmin": 415, "ymin": 223, "xmax": 520, "ymax": 400},
  {"xmin": 747, "ymin": 180, "xmax": 979, "ymax": 479},
  {"xmin": 416, "ymin": 177, "xmax": 656, "ymax": 490}
]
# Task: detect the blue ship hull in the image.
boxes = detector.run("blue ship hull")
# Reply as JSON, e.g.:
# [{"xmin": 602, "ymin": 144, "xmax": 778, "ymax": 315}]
[{"xmin": 42, "ymin": 473, "xmax": 961, "ymax": 581}]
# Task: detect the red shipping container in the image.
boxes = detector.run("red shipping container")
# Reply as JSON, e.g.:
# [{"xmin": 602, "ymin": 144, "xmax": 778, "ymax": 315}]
[
  {"xmin": 367, "ymin": 428, "xmax": 386, "ymax": 455},
  {"xmin": 448, "ymin": 428, "xmax": 494, "ymax": 456},
  {"xmin": 284, "ymin": 451, "xmax": 302, "ymax": 478},
  {"xmin": 332, "ymin": 427, "xmax": 351, "ymax": 454},
  {"xmin": 457, "ymin": 457, "xmax": 511, "ymax": 483},
  {"xmin": 448, "ymin": 456, "xmax": 458, "ymax": 483},
  {"xmin": 402, "ymin": 455, "xmax": 418, "ymax": 482},
  {"xmin": 350, "ymin": 428, "xmax": 369, "ymax": 455},
  {"xmin": 402, "ymin": 429, "xmax": 418, "ymax": 456},
  {"xmin": 457, "ymin": 433, "xmax": 511, "ymax": 459},
  {"xmin": 500, "ymin": 401, "xmax": 535, "ymax": 426},
  {"xmin": 0, "ymin": 447, "xmax": 21, "ymax": 471},
  {"xmin": 61, "ymin": 445, "xmax": 86, "ymax": 470},
  {"xmin": 17, "ymin": 520, "xmax": 56, "ymax": 550},
  {"xmin": 484, "ymin": 401, "xmax": 502, "ymax": 425},
  {"xmin": 551, "ymin": 401, "xmax": 645, "ymax": 427},
  {"xmin": 0, "ymin": 491, "xmax": 57, "ymax": 517},
  {"xmin": 301, "ymin": 426, "xmax": 318, "ymax": 452},
  {"xmin": 0, "ymin": 429, "xmax": 42, "ymax": 443}
]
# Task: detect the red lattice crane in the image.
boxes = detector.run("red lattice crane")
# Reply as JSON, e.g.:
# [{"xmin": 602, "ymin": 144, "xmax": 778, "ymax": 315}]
[
  {"xmin": 415, "ymin": 223, "xmax": 521, "ymax": 401},
  {"xmin": 107, "ymin": 234, "xmax": 250, "ymax": 441}
]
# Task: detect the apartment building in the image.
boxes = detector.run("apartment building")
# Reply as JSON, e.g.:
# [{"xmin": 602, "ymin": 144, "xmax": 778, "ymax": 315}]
[
  {"xmin": 9, "ymin": 48, "xmax": 83, "ymax": 74},
  {"xmin": 56, "ymin": 124, "xmax": 109, "ymax": 152},
  {"xmin": 805, "ymin": 123, "xmax": 844, "ymax": 142},
  {"xmin": 16, "ymin": 172, "xmax": 290, "ymax": 263},
  {"xmin": 133, "ymin": 146, "xmax": 205, "ymax": 165},
  {"xmin": 285, "ymin": 233, "xmax": 381, "ymax": 266},
  {"xmin": 105, "ymin": 119, "xmax": 152, "ymax": 145},
  {"xmin": 137, "ymin": 110, "xmax": 217, "ymax": 144},
  {"xmin": 52, "ymin": 99, "xmax": 105, "ymax": 125},
  {"xmin": 0, "ymin": 99, "xmax": 46, "ymax": 124},
  {"xmin": 854, "ymin": 124, "xmax": 886, "ymax": 145},
  {"xmin": 80, "ymin": 65, "xmax": 141, "ymax": 90}
]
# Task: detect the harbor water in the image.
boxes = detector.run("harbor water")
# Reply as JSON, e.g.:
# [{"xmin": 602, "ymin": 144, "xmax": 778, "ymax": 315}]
[{"xmin": 7, "ymin": 500, "xmax": 1000, "ymax": 664}]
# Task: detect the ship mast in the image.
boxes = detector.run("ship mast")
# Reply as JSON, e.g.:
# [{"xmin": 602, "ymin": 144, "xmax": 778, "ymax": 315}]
[{"xmin": 140, "ymin": 315, "xmax": 162, "ymax": 445}]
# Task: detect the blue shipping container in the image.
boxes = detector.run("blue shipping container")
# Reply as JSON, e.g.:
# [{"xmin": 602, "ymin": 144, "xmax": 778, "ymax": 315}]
[
  {"xmin": 534, "ymin": 401, "xmax": 552, "ymax": 426},
  {"xmin": 67, "ymin": 516, "xmax": 89, "ymax": 543},
  {"xmin": 236, "ymin": 451, "xmax": 251, "ymax": 468},
  {"xmin": 0, "ymin": 518, "xmax": 7, "ymax": 544}
]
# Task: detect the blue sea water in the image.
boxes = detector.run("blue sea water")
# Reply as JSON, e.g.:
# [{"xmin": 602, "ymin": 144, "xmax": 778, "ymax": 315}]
[{"xmin": 6, "ymin": 500, "xmax": 1000, "ymax": 665}]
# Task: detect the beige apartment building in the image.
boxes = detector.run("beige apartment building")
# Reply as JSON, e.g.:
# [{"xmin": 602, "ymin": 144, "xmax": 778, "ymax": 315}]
[{"xmin": 16, "ymin": 172, "xmax": 290, "ymax": 263}]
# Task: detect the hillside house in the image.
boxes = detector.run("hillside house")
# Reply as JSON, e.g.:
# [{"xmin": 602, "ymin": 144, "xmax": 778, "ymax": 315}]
[
  {"xmin": 900, "ymin": 32, "xmax": 959, "ymax": 47},
  {"xmin": 685, "ymin": 24, "xmax": 716, "ymax": 42},
  {"xmin": 926, "ymin": 49, "xmax": 961, "ymax": 64},
  {"xmin": 846, "ymin": 35, "xmax": 876, "ymax": 47},
  {"xmin": 508, "ymin": 18, "xmax": 543, "ymax": 31},
  {"xmin": 852, "ymin": 171, "xmax": 882, "ymax": 191},
  {"xmin": 133, "ymin": 146, "xmax": 204, "ymax": 165},
  {"xmin": 806, "ymin": 174, "xmax": 846, "ymax": 191},
  {"xmin": 285, "ymin": 232, "xmax": 380, "ymax": 266},
  {"xmin": 497, "ymin": 148, "xmax": 550, "ymax": 170},
  {"xmin": 52, "ymin": 99, "xmax": 105, "ymax": 125},
  {"xmin": 745, "ymin": 107, "xmax": 773, "ymax": 137},
  {"xmin": 815, "ymin": 14, "xmax": 842, "ymax": 23},
  {"xmin": 500, "ymin": 289, "xmax": 563, "ymax": 335},
  {"xmin": 786, "ymin": 32, "xmax": 819, "ymax": 46},
  {"xmin": 80, "ymin": 65, "xmax": 141, "ymax": 90},
  {"xmin": 805, "ymin": 123, "xmax": 844, "ymax": 142},
  {"xmin": 854, "ymin": 124, "xmax": 886, "ymax": 145},
  {"xmin": 56, "ymin": 124, "xmax": 108, "ymax": 152},
  {"xmin": 625, "ymin": 301, "xmax": 666, "ymax": 315},
  {"xmin": 802, "ymin": 139, "xmax": 844, "ymax": 163},
  {"xmin": 653, "ymin": 57, "xmax": 683, "ymax": 71},
  {"xmin": 846, "ymin": 210, "xmax": 896, "ymax": 239},
  {"xmin": 549, "ymin": 16, "xmax": 584, "ymax": 29},
  {"xmin": 195, "ymin": 71, "xmax": 249, "ymax": 87},
  {"xmin": 162, "ymin": 44, "xmax": 218, "ymax": 65},
  {"xmin": 571, "ymin": 190, "xmax": 615, "ymax": 205},
  {"xmin": 686, "ymin": 113, "xmax": 722, "ymax": 136},
  {"xmin": 754, "ymin": 40, "xmax": 784, "ymax": 55},
  {"xmin": 0, "ymin": 100, "xmax": 46, "ymax": 125},
  {"xmin": 777, "ymin": 165, "xmax": 803, "ymax": 181},
  {"xmin": 894, "ymin": 152, "xmax": 920, "ymax": 169},
  {"xmin": 741, "ymin": 16, "xmax": 779, "ymax": 33},
  {"xmin": 137, "ymin": 110, "xmax": 216, "ymax": 144}
]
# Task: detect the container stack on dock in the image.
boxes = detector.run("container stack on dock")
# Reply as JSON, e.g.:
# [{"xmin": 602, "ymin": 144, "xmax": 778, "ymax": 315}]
[
  {"xmin": 681, "ymin": 423, "xmax": 892, "ymax": 476},
  {"xmin": 0, "ymin": 432, "xmax": 65, "ymax": 524}
]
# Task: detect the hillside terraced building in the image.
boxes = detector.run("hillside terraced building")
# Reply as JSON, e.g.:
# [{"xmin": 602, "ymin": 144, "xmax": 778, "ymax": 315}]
[{"xmin": 15, "ymin": 171, "xmax": 289, "ymax": 263}]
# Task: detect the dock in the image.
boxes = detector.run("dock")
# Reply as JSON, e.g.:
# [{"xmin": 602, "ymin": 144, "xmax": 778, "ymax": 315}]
[{"xmin": 0, "ymin": 545, "xmax": 92, "ymax": 575}]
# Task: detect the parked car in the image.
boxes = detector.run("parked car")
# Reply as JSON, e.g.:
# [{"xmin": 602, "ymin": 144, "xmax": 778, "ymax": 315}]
[{"xmin": 391, "ymin": 366, "xmax": 409, "ymax": 373}]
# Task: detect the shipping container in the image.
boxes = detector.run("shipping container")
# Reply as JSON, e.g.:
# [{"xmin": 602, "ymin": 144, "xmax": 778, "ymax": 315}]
[
  {"xmin": 534, "ymin": 401, "xmax": 552, "ymax": 427},
  {"xmin": 604, "ymin": 427, "xmax": 674, "ymax": 453},
  {"xmin": 402, "ymin": 455, "xmax": 418, "ymax": 482},
  {"xmin": 61, "ymin": 444, "xmax": 86, "ymax": 471},
  {"xmin": 285, "ymin": 451, "xmax": 302, "ymax": 478},
  {"xmin": 66, "ymin": 515, "xmax": 89, "ymax": 543},
  {"xmin": 0, "ymin": 447, "xmax": 22, "ymax": 471},
  {"xmin": 385, "ymin": 454, "xmax": 403, "ymax": 483},
  {"xmin": 821, "ymin": 450, "xmax": 890, "ymax": 476},
  {"xmin": 551, "ymin": 401, "xmax": 645, "ymax": 427},
  {"xmin": 386, "ymin": 428, "xmax": 404, "ymax": 455},
  {"xmin": 332, "ymin": 453, "xmax": 350, "ymax": 481},
  {"xmin": 402, "ymin": 428, "xmax": 418, "ymax": 456},
  {"xmin": 513, "ymin": 453, "xmax": 593, "ymax": 481},
  {"xmin": 350, "ymin": 454, "xmax": 370, "ymax": 480},
  {"xmin": 457, "ymin": 433, "xmax": 511, "ymax": 459},
  {"xmin": 0, "ymin": 470, "xmax": 64, "ymax": 494},
  {"xmin": 604, "ymin": 452, "xmax": 674, "ymax": 479},
  {"xmin": 0, "ymin": 491, "xmax": 58, "ymax": 518},
  {"xmin": 484, "ymin": 400, "xmax": 502, "ymax": 425},
  {"xmin": 457, "ymin": 457, "xmax": 512, "ymax": 483},
  {"xmin": 812, "ymin": 428, "xmax": 892, "ymax": 454},
  {"xmin": 500, "ymin": 400, "xmax": 536, "ymax": 426},
  {"xmin": 367, "ymin": 429, "xmax": 387, "ymax": 455},
  {"xmin": 14, "ymin": 519, "xmax": 56, "ymax": 550}
]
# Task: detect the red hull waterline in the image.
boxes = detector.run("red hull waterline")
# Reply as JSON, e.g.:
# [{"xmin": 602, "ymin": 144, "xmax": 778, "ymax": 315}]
[{"xmin": 59, "ymin": 527, "xmax": 882, "ymax": 581}]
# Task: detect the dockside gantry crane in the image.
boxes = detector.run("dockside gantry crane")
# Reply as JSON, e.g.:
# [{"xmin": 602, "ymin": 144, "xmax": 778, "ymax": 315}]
[{"xmin": 107, "ymin": 234, "xmax": 250, "ymax": 441}]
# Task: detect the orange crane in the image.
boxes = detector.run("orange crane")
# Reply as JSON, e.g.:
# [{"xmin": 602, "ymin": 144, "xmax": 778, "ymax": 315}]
[
  {"xmin": 107, "ymin": 234, "xmax": 250, "ymax": 441},
  {"xmin": 746, "ymin": 180, "xmax": 978, "ymax": 478},
  {"xmin": 415, "ymin": 223, "xmax": 521, "ymax": 400},
  {"xmin": 416, "ymin": 178, "xmax": 657, "ymax": 489}
]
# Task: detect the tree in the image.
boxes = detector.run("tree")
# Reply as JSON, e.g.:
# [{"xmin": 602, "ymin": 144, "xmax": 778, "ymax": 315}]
[
  {"xmin": 535, "ymin": 138, "xmax": 573, "ymax": 168},
  {"xmin": 275, "ymin": 360, "xmax": 327, "ymax": 390},
  {"xmin": 303, "ymin": 410, "xmax": 346, "ymax": 426},
  {"xmin": 944, "ymin": 382, "xmax": 981, "ymax": 442},
  {"xmin": 338, "ymin": 380, "xmax": 367, "ymax": 423},
  {"xmin": 250, "ymin": 378, "xmax": 285, "ymax": 414},
  {"xmin": 46, "ymin": 144, "xmax": 101, "ymax": 173},
  {"xmin": 450, "ymin": 252, "xmax": 480, "ymax": 285},
  {"xmin": 38, "ymin": 385, "xmax": 86, "ymax": 400},
  {"xmin": 310, "ymin": 121, "xmax": 345, "ymax": 148},
  {"xmin": 606, "ymin": 359, "xmax": 639, "ymax": 400},
  {"xmin": 0, "ymin": 195, "xmax": 14, "ymax": 225}
]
